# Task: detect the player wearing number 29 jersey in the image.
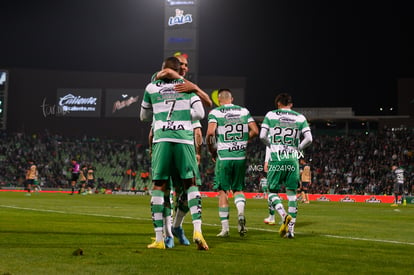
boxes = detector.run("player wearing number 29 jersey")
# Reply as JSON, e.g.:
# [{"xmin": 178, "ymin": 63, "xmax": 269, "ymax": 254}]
[
  {"xmin": 208, "ymin": 104, "xmax": 255, "ymax": 161},
  {"xmin": 206, "ymin": 89, "xmax": 258, "ymax": 238}
]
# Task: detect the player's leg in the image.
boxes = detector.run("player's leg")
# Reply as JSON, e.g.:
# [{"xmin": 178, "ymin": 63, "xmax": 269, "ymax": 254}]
[
  {"xmin": 391, "ymin": 183, "xmax": 399, "ymax": 206},
  {"xmin": 267, "ymin": 164, "xmax": 287, "ymax": 226},
  {"xmin": 217, "ymin": 190, "xmax": 230, "ymax": 237},
  {"xmin": 214, "ymin": 159, "xmax": 230, "ymax": 237},
  {"xmin": 171, "ymin": 170, "xmax": 191, "ymax": 245},
  {"xmin": 283, "ymin": 162, "xmax": 300, "ymax": 238},
  {"xmin": 148, "ymin": 181, "xmax": 167, "ymax": 249},
  {"xmin": 147, "ymin": 142, "xmax": 172, "ymax": 249},
  {"xmin": 233, "ymin": 159, "xmax": 247, "ymax": 237},
  {"xmin": 175, "ymin": 143, "xmax": 208, "ymax": 250},
  {"xmin": 172, "ymin": 193, "xmax": 191, "ymax": 245},
  {"xmin": 284, "ymin": 189, "xmax": 297, "ymax": 238},
  {"xmin": 264, "ymin": 201, "xmax": 276, "ymax": 225},
  {"xmin": 163, "ymin": 187, "xmax": 174, "ymax": 248},
  {"xmin": 25, "ymin": 180, "xmax": 32, "ymax": 196}
]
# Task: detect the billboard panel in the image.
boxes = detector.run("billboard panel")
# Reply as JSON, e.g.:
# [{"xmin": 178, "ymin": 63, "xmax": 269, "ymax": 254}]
[
  {"xmin": 165, "ymin": 1, "xmax": 198, "ymax": 30},
  {"xmin": 164, "ymin": 0, "xmax": 199, "ymax": 83},
  {"xmin": 56, "ymin": 88, "xmax": 102, "ymax": 117},
  {"xmin": 164, "ymin": 28, "xmax": 197, "ymax": 50},
  {"xmin": 105, "ymin": 89, "xmax": 143, "ymax": 118}
]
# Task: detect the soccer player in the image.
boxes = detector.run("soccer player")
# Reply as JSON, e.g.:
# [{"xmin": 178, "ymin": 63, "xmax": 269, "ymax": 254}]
[
  {"xmin": 25, "ymin": 160, "xmax": 38, "ymax": 196},
  {"xmin": 299, "ymin": 158, "xmax": 311, "ymax": 203},
  {"xmin": 169, "ymin": 120, "xmax": 203, "ymax": 246},
  {"xmin": 147, "ymin": 120, "xmax": 202, "ymax": 248},
  {"xmin": 140, "ymin": 56, "xmax": 208, "ymax": 250},
  {"xmin": 259, "ymin": 93, "xmax": 313, "ymax": 239},
  {"xmin": 262, "ymin": 147, "xmax": 277, "ymax": 225},
  {"xmin": 391, "ymin": 164, "xmax": 406, "ymax": 206},
  {"xmin": 152, "ymin": 53, "xmax": 212, "ymax": 108},
  {"xmin": 79, "ymin": 164, "xmax": 87, "ymax": 194},
  {"xmin": 69, "ymin": 159, "xmax": 80, "ymax": 195},
  {"xmin": 206, "ymin": 88, "xmax": 258, "ymax": 237},
  {"xmin": 86, "ymin": 164, "xmax": 95, "ymax": 194},
  {"xmin": 148, "ymin": 52, "xmax": 211, "ymax": 248}
]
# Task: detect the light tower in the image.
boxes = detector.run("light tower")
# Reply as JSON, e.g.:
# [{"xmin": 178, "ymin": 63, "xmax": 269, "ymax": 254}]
[{"xmin": 0, "ymin": 70, "xmax": 8, "ymax": 130}]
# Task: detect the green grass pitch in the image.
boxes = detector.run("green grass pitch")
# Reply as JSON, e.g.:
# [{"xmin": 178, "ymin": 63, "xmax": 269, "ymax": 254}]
[{"xmin": 1, "ymin": 191, "xmax": 413, "ymax": 275}]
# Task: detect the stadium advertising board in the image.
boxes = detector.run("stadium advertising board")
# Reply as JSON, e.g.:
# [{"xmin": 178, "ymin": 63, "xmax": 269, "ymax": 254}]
[
  {"xmin": 56, "ymin": 88, "xmax": 102, "ymax": 117},
  {"xmin": 105, "ymin": 89, "xmax": 142, "ymax": 118}
]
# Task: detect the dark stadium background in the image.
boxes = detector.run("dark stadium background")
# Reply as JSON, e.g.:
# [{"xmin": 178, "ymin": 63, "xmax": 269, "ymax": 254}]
[{"xmin": 1, "ymin": 0, "xmax": 413, "ymax": 140}]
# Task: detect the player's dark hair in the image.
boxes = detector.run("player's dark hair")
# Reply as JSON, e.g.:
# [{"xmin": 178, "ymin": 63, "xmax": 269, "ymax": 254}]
[
  {"xmin": 163, "ymin": 56, "xmax": 181, "ymax": 72},
  {"xmin": 275, "ymin": 93, "xmax": 293, "ymax": 107}
]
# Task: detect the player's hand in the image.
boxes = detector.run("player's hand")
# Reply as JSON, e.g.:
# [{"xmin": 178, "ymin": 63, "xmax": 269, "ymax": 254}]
[
  {"xmin": 174, "ymin": 81, "xmax": 196, "ymax": 93},
  {"xmin": 210, "ymin": 151, "xmax": 217, "ymax": 163}
]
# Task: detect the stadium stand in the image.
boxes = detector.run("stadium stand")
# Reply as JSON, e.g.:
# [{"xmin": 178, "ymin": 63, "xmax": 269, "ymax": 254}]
[{"xmin": 0, "ymin": 128, "xmax": 412, "ymax": 196}]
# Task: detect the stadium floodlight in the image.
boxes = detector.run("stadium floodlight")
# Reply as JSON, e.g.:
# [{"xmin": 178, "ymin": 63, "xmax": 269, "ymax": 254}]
[{"xmin": 0, "ymin": 72, "xmax": 6, "ymax": 85}]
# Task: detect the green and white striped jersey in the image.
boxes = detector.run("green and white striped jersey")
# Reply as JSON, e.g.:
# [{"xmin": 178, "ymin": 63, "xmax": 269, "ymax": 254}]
[
  {"xmin": 261, "ymin": 109, "xmax": 310, "ymax": 161},
  {"xmin": 393, "ymin": 167, "xmax": 405, "ymax": 184},
  {"xmin": 141, "ymin": 78, "xmax": 201, "ymax": 145},
  {"xmin": 208, "ymin": 104, "xmax": 254, "ymax": 160}
]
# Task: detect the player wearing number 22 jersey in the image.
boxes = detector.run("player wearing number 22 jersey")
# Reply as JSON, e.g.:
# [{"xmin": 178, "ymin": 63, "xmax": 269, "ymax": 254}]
[{"xmin": 259, "ymin": 93, "xmax": 312, "ymax": 239}]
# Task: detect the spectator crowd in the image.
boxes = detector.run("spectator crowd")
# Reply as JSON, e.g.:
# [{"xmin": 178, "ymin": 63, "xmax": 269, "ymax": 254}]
[{"xmin": 0, "ymin": 127, "xmax": 412, "ymax": 196}]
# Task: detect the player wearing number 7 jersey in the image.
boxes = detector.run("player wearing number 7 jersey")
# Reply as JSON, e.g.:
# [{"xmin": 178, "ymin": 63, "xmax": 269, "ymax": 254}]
[
  {"xmin": 206, "ymin": 88, "xmax": 258, "ymax": 238},
  {"xmin": 259, "ymin": 93, "xmax": 312, "ymax": 239},
  {"xmin": 140, "ymin": 56, "xmax": 208, "ymax": 250}
]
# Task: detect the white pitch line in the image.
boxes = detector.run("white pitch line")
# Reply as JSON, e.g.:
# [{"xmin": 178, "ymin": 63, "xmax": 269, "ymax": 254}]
[
  {"xmin": 0, "ymin": 205, "xmax": 146, "ymax": 221},
  {"xmin": 2, "ymin": 205, "xmax": 414, "ymax": 246},
  {"xmin": 322, "ymin": 234, "xmax": 414, "ymax": 246}
]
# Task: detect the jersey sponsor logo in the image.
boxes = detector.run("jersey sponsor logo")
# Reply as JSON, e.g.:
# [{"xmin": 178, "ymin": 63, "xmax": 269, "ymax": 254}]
[
  {"xmin": 275, "ymin": 110, "xmax": 297, "ymax": 116},
  {"xmin": 228, "ymin": 143, "xmax": 245, "ymax": 152},
  {"xmin": 219, "ymin": 107, "xmax": 240, "ymax": 113},
  {"xmin": 279, "ymin": 117, "xmax": 296, "ymax": 123},
  {"xmin": 156, "ymin": 79, "xmax": 182, "ymax": 87},
  {"xmin": 224, "ymin": 113, "xmax": 241, "ymax": 123},
  {"xmin": 162, "ymin": 121, "xmax": 185, "ymax": 131},
  {"xmin": 158, "ymin": 87, "xmax": 176, "ymax": 94}
]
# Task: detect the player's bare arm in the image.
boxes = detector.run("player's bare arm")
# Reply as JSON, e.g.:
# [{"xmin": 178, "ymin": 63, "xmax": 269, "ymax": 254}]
[{"xmin": 174, "ymin": 79, "xmax": 213, "ymax": 108}]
